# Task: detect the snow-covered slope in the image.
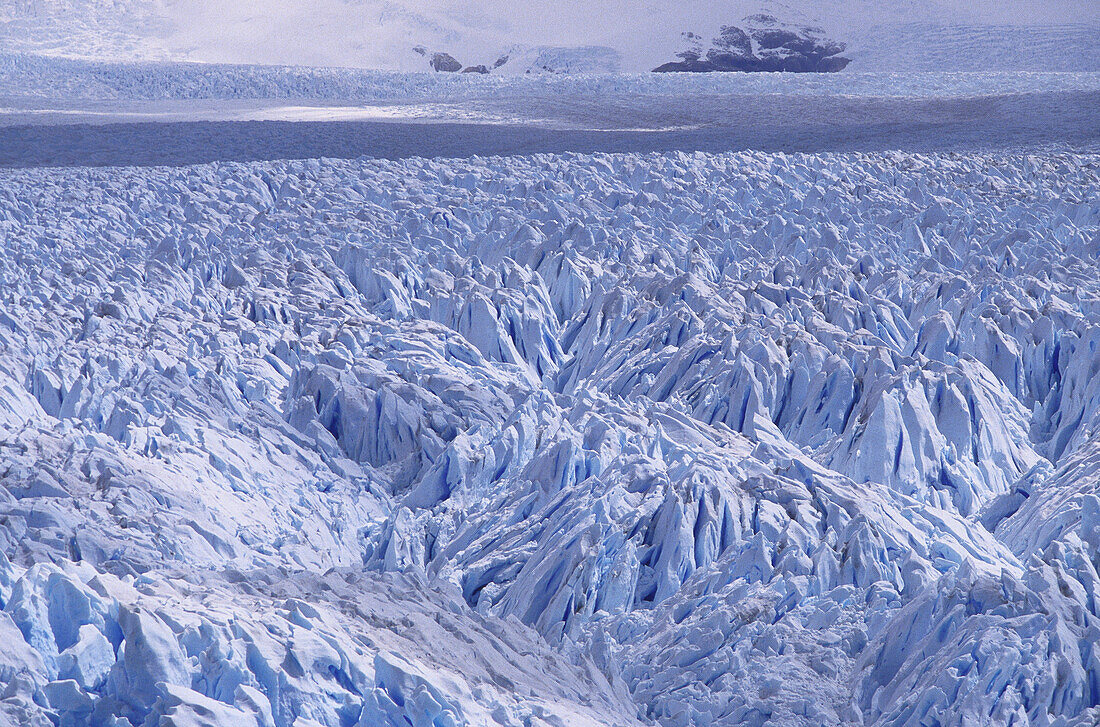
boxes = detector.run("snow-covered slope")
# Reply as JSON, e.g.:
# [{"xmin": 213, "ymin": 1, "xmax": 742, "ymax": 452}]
[
  {"xmin": 1, "ymin": 0, "xmax": 1097, "ymax": 72},
  {"xmin": 0, "ymin": 145, "xmax": 1098, "ymax": 726}
]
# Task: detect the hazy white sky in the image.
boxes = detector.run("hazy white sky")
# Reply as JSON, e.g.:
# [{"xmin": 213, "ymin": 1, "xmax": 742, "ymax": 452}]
[
  {"xmin": 160, "ymin": 0, "xmax": 1100, "ymax": 62},
  {"xmin": 4, "ymin": 0, "xmax": 1098, "ymax": 70}
]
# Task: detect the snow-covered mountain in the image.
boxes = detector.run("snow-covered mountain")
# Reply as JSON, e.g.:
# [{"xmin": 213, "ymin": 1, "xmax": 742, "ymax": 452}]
[
  {"xmin": 654, "ymin": 15, "xmax": 851, "ymax": 73},
  {"xmin": 1, "ymin": 0, "xmax": 1097, "ymax": 72}
]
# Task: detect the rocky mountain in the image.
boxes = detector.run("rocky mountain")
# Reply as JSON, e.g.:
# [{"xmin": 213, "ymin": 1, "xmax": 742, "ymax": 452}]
[{"xmin": 654, "ymin": 14, "xmax": 850, "ymax": 73}]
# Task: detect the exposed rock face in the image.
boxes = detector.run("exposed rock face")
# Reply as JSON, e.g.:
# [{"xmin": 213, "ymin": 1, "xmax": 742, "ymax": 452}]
[
  {"xmin": 430, "ymin": 52, "xmax": 463, "ymax": 72},
  {"xmin": 655, "ymin": 15, "xmax": 850, "ymax": 73},
  {"xmin": 712, "ymin": 25, "xmax": 754, "ymax": 58},
  {"xmin": 461, "ymin": 64, "xmax": 490, "ymax": 74}
]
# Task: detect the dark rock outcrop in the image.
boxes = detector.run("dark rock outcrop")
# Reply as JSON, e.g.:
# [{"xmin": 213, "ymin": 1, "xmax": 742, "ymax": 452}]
[
  {"xmin": 655, "ymin": 16, "xmax": 849, "ymax": 73},
  {"xmin": 430, "ymin": 52, "xmax": 463, "ymax": 72},
  {"xmin": 713, "ymin": 25, "xmax": 753, "ymax": 57},
  {"xmin": 461, "ymin": 65, "xmax": 490, "ymax": 74}
]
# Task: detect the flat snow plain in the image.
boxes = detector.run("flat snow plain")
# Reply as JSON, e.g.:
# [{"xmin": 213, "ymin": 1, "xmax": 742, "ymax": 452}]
[{"xmin": 0, "ymin": 58, "xmax": 1099, "ymax": 727}]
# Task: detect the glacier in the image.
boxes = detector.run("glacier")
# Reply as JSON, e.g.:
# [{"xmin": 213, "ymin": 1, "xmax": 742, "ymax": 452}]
[
  {"xmin": 1, "ymin": 64, "xmax": 1098, "ymax": 170},
  {"xmin": 0, "ymin": 139, "xmax": 1097, "ymax": 727}
]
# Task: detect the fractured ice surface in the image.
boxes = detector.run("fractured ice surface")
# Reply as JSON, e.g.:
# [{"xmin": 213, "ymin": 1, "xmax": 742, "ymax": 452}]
[{"xmin": 0, "ymin": 148, "xmax": 1097, "ymax": 725}]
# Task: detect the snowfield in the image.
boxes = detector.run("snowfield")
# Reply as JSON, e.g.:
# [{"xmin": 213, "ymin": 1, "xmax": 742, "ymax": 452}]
[{"xmin": 0, "ymin": 142, "xmax": 1099, "ymax": 726}]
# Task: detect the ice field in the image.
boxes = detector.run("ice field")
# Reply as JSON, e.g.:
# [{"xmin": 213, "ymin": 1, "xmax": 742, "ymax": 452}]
[
  {"xmin": 0, "ymin": 5, "xmax": 1099, "ymax": 724},
  {"xmin": 0, "ymin": 130, "xmax": 1099, "ymax": 725},
  {"xmin": 0, "ymin": 59, "xmax": 1097, "ymax": 167}
]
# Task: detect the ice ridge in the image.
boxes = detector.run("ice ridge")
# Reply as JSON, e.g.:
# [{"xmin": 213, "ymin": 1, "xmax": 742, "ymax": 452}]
[{"xmin": 0, "ymin": 149, "xmax": 1097, "ymax": 726}]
